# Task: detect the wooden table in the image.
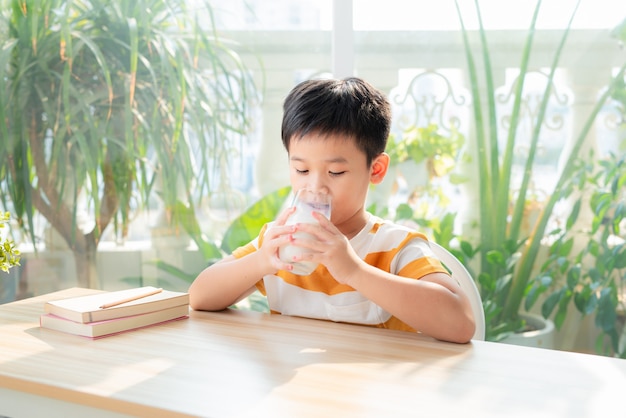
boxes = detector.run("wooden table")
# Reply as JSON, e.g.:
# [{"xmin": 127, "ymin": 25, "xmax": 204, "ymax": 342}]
[{"xmin": 1, "ymin": 288, "xmax": 625, "ymax": 418}]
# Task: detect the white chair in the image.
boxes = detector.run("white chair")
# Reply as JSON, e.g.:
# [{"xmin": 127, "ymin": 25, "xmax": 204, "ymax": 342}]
[{"xmin": 429, "ymin": 241, "xmax": 486, "ymax": 341}]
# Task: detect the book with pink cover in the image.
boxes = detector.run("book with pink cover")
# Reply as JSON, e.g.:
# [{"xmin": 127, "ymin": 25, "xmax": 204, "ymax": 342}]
[
  {"xmin": 44, "ymin": 286, "xmax": 189, "ymax": 323},
  {"xmin": 40, "ymin": 304, "xmax": 190, "ymax": 338}
]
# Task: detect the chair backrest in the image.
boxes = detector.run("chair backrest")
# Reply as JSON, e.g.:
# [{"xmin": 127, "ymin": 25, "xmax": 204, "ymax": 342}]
[{"xmin": 429, "ymin": 241, "xmax": 486, "ymax": 341}]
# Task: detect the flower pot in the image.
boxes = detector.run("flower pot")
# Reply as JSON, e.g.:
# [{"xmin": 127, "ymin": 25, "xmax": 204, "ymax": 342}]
[
  {"xmin": 500, "ymin": 313, "xmax": 555, "ymax": 349},
  {"xmin": 0, "ymin": 269, "xmax": 18, "ymax": 304}
]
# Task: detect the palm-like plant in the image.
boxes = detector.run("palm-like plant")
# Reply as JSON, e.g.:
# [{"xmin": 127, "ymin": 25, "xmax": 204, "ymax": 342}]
[
  {"xmin": 0, "ymin": 0, "xmax": 255, "ymax": 287},
  {"xmin": 454, "ymin": 0, "xmax": 626, "ymax": 340}
]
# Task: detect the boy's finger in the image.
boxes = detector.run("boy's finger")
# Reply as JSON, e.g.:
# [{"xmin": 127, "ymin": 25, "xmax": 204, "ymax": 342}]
[
  {"xmin": 275, "ymin": 206, "xmax": 296, "ymax": 225},
  {"xmin": 312, "ymin": 211, "xmax": 335, "ymax": 231},
  {"xmin": 267, "ymin": 224, "xmax": 296, "ymax": 241}
]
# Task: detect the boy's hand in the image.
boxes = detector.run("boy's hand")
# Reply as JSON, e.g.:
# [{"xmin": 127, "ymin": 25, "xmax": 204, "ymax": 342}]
[
  {"xmin": 289, "ymin": 211, "xmax": 362, "ymax": 285},
  {"xmin": 259, "ymin": 206, "xmax": 299, "ymax": 274}
]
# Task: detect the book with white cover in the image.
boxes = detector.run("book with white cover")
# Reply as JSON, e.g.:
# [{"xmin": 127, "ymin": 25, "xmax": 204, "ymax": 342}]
[
  {"xmin": 44, "ymin": 286, "xmax": 189, "ymax": 323},
  {"xmin": 40, "ymin": 304, "xmax": 189, "ymax": 338}
]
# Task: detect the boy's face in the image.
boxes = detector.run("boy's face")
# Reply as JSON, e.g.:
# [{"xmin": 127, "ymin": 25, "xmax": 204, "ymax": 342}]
[{"xmin": 287, "ymin": 132, "xmax": 389, "ymax": 237}]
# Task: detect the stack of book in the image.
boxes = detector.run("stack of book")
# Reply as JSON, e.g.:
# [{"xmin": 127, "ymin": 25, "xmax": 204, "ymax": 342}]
[{"xmin": 40, "ymin": 286, "xmax": 190, "ymax": 338}]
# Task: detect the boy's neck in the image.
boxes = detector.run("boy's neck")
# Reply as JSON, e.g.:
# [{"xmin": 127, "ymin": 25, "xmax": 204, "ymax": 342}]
[{"xmin": 336, "ymin": 210, "xmax": 369, "ymax": 239}]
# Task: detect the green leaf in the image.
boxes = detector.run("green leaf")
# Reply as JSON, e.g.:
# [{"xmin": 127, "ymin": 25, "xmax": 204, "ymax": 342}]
[
  {"xmin": 477, "ymin": 272, "xmax": 496, "ymax": 294},
  {"xmin": 595, "ymin": 288, "xmax": 617, "ymax": 332},
  {"xmin": 174, "ymin": 201, "xmax": 223, "ymax": 261},
  {"xmin": 432, "ymin": 212, "xmax": 456, "ymax": 246},
  {"xmin": 495, "ymin": 273, "xmax": 513, "ymax": 294},
  {"xmin": 575, "ymin": 286, "xmax": 597, "ymax": 316},
  {"xmin": 566, "ymin": 265, "xmax": 581, "ymax": 290},
  {"xmin": 542, "ymin": 290, "xmax": 562, "ymax": 319},
  {"xmin": 395, "ymin": 203, "xmax": 414, "ymax": 220},
  {"xmin": 566, "ymin": 197, "xmax": 581, "ymax": 229},
  {"xmin": 486, "ymin": 250, "xmax": 505, "ymax": 267},
  {"xmin": 554, "ymin": 295, "xmax": 570, "ymax": 330},
  {"xmin": 459, "ymin": 240, "xmax": 474, "ymax": 258},
  {"xmin": 588, "ymin": 240, "xmax": 600, "ymax": 258},
  {"xmin": 614, "ymin": 245, "xmax": 626, "ymax": 269},
  {"xmin": 590, "ymin": 192, "xmax": 612, "ymax": 233},
  {"xmin": 613, "ymin": 202, "xmax": 625, "ymax": 234},
  {"xmin": 525, "ymin": 276, "xmax": 550, "ymax": 311},
  {"xmin": 588, "ymin": 267, "xmax": 602, "ymax": 282},
  {"xmin": 221, "ymin": 186, "xmax": 291, "ymax": 253},
  {"xmin": 558, "ymin": 237, "xmax": 575, "ymax": 257}
]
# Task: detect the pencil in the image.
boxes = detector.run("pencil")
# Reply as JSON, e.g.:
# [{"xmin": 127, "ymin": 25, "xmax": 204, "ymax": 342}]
[{"xmin": 99, "ymin": 288, "xmax": 163, "ymax": 309}]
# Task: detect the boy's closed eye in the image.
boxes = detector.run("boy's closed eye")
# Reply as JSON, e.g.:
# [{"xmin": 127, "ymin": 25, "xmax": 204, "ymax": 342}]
[{"xmin": 294, "ymin": 168, "xmax": 346, "ymax": 177}]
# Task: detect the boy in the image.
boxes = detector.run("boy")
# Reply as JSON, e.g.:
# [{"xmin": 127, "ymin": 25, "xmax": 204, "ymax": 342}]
[{"xmin": 189, "ymin": 77, "xmax": 475, "ymax": 344}]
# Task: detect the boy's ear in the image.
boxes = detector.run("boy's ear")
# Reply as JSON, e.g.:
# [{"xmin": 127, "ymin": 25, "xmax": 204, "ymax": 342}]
[{"xmin": 370, "ymin": 152, "xmax": 390, "ymax": 185}]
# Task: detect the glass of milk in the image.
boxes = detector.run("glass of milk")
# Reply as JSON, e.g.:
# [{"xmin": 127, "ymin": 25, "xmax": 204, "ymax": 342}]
[{"xmin": 278, "ymin": 189, "xmax": 332, "ymax": 275}]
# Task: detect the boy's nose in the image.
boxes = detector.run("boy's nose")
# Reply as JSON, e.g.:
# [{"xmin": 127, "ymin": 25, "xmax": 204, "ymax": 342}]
[
  {"xmin": 307, "ymin": 186, "xmax": 329, "ymax": 195},
  {"xmin": 306, "ymin": 175, "xmax": 329, "ymax": 194},
  {"xmin": 307, "ymin": 183, "xmax": 329, "ymax": 195}
]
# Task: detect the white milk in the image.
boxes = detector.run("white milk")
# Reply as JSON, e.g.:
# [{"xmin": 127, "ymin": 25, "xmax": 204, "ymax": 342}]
[
  {"xmin": 278, "ymin": 192, "xmax": 330, "ymax": 275},
  {"xmin": 279, "ymin": 208, "xmax": 319, "ymax": 275}
]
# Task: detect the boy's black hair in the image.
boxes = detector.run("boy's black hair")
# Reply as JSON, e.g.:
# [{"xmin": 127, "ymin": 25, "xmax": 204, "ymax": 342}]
[{"xmin": 281, "ymin": 77, "xmax": 391, "ymax": 166}]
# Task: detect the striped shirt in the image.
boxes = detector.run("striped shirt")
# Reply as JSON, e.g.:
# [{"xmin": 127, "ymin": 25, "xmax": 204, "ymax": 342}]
[{"xmin": 232, "ymin": 213, "xmax": 449, "ymax": 332}]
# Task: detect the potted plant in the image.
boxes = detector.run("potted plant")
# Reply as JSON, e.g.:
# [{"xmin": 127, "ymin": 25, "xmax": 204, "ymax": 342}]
[
  {"xmin": 0, "ymin": 211, "xmax": 20, "ymax": 273},
  {"xmin": 451, "ymin": 0, "xmax": 626, "ymax": 342},
  {"xmin": 0, "ymin": 0, "xmax": 256, "ymax": 288},
  {"xmin": 370, "ymin": 123, "xmax": 465, "ymax": 219},
  {"xmin": 530, "ymin": 152, "xmax": 626, "ymax": 356},
  {"xmin": 387, "ymin": 123, "xmax": 465, "ymax": 180},
  {"xmin": 1, "ymin": 211, "xmax": 20, "ymax": 303}
]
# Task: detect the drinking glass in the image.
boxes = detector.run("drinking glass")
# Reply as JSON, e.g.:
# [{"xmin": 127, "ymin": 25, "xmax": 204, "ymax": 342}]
[{"xmin": 278, "ymin": 189, "xmax": 332, "ymax": 275}]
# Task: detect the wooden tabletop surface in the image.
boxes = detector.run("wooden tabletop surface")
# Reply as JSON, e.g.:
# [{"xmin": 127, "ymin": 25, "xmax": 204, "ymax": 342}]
[{"xmin": 1, "ymin": 288, "xmax": 626, "ymax": 417}]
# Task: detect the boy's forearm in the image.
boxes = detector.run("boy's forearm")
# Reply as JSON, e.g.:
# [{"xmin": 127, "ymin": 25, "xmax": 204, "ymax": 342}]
[
  {"xmin": 189, "ymin": 252, "xmax": 269, "ymax": 311},
  {"xmin": 346, "ymin": 263, "xmax": 475, "ymax": 343}
]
